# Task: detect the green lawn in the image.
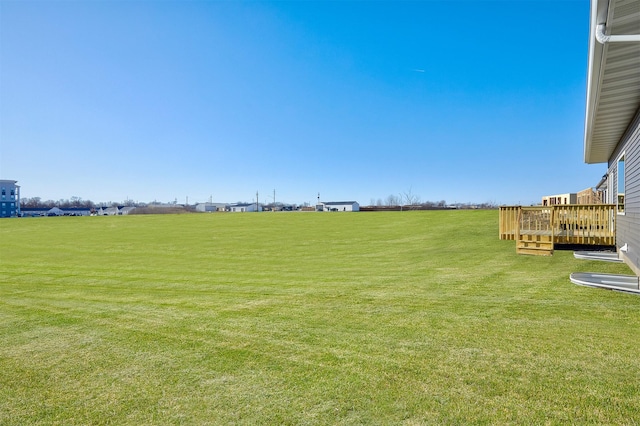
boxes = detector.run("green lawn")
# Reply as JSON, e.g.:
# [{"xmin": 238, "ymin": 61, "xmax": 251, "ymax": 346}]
[{"xmin": 1, "ymin": 211, "xmax": 638, "ymax": 424}]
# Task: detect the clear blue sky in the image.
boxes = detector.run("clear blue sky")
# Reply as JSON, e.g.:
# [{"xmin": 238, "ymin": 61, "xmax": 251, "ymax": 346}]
[{"xmin": 1, "ymin": 0, "xmax": 601, "ymax": 206}]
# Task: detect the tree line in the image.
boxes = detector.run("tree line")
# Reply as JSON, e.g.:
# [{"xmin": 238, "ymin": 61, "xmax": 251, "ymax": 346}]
[
  {"xmin": 367, "ymin": 191, "xmax": 497, "ymax": 209},
  {"xmin": 21, "ymin": 195, "xmax": 498, "ymax": 210}
]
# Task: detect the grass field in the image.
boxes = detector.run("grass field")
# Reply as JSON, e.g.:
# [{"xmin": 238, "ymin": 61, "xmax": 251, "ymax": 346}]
[{"xmin": 1, "ymin": 210, "xmax": 638, "ymax": 424}]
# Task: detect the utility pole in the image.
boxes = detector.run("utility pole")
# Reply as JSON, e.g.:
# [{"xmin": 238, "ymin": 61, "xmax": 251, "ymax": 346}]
[{"xmin": 256, "ymin": 190, "xmax": 259, "ymax": 212}]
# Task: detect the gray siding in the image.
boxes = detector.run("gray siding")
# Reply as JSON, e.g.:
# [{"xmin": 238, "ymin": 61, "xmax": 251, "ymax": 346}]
[{"xmin": 609, "ymin": 109, "xmax": 640, "ymax": 275}]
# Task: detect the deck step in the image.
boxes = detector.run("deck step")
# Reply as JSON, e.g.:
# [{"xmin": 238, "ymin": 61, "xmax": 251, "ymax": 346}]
[{"xmin": 517, "ymin": 234, "xmax": 554, "ymax": 256}]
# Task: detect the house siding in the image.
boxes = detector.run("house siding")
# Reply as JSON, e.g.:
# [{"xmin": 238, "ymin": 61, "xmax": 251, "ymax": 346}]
[{"xmin": 608, "ymin": 109, "xmax": 640, "ymax": 275}]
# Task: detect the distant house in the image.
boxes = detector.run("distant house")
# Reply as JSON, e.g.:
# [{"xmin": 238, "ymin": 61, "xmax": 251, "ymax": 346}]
[
  {"xmin": 576, "ymin": 187, "xmax": 604, "ymax": 204},
  {"xmin": 317, "ymin": 201, "xmax": 360, "ymax": 212},
  {"xmin": 542, "ymin": 193, "xmax": 577, "ymax": 206},
  {"xmin": 0, "ymin": 180, "xmax": 20, "ymax": 218},
  {"xmin": 119, "ymin": 207, "xmax": 136, "ymax": 215},
  {"xmin": 228, "ymin": 203, "xmax": 262, "ymax": 212},
  {"xmin": 102, "ymin": 207, "xmax": 120, "ymax": 216},
  {"xmin": 583, "ymin": 0, "xmax": 640, "ymax": 275},
  {"xmin": 542, "ymin": 189, "xmax": 604, "ymax": 206}
]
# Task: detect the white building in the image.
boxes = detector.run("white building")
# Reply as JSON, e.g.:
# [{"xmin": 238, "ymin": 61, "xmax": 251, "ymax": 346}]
[
  {"xmin": 317, "ymin": 201, "xmax": 360, "ymax": 212},
  {"xmin": 196, "ymin": 202, "xmax": 228, "ymax": 212},
  {"xmin": 228, "ymin": 203, "xmax": 262, "ymax": 212},
  {"xmin": 120, "ymin": 207, "xmax": 136, "ymax": 215},
  {"xmin": 98, "ymin": 206, "xmax": 120, "ymax": 216}
]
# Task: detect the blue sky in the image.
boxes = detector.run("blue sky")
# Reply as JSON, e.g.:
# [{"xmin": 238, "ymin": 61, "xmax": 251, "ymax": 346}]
[{"xmin": 1, "ymin": 0, "xmax": 600, "ymax": 206}]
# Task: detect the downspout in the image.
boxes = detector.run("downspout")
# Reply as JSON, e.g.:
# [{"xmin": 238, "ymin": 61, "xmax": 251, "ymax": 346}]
[{"xmin": 596, "ymin": 24, "xmax": 640, "ymax": 43}]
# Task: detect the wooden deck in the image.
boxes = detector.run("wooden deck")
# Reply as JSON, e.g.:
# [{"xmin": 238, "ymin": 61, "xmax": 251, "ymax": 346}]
[{"xmin": 499, "ymin": 205, "xmax": 616, "ymax": 255}]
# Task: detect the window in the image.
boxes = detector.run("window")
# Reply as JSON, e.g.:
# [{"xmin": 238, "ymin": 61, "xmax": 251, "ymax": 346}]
[{"xmin": 617, "ymin": 154, "xmax": 625, "ymax": 214}]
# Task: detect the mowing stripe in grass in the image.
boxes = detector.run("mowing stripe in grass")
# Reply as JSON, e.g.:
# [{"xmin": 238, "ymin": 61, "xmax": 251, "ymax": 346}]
[{"xmin": 1, "ymin": 211, "xmax": 638, "ymax": 424}]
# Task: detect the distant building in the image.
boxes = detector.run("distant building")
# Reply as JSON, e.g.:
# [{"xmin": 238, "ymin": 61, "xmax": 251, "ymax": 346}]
[
  {"xmin": 47, "ymin": 207, "xmax": 64, "ymax": 216},
  {"xmin": 196, "ymin": 202, "xmax": 228, "ymax": 212},
  {"xmin": 119, "ymin": 207, "xmax": 137, "ymax": 215},
  {"xmin": 317, "ymin": 201, "xmax": 360, "ymax": 212},
  {"xmin": 576, "ymin": 187, "xmax": 604, "ymax": 204},
  {"xmin": 0, "ymin": 180, "xmax": 20, "ymax": 218},
  {"xmin": 541, "ymin": 193, "xmax": 577, "ymax": 206},
  {"xmin": 542, "ymin": 189, "xmax": 605, "ymax": 206},
  {"xmin": 20, "ymin": 207, "xmax": 91, "ymax": 217},
  {"xmin": 99, "ymin": 206, "xmax": 121, "ymax": 216},
  {"xmin": 228, "ymin": 203, "xmax": 262, "ymax": 212}
]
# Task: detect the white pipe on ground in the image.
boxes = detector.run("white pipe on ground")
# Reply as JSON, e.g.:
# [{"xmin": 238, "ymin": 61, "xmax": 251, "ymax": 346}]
[{"xmin": 596, "ymin": 24, "xmax": 640, "ymax": 43}]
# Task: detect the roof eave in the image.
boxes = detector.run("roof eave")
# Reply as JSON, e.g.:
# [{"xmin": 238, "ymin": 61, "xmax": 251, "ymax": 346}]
[{"xmin": 584, "ymin": 0, "xmax": 611, "ymax": 164}]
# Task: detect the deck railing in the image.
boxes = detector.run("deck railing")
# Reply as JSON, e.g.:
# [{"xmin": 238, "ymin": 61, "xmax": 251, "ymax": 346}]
[
  {"xmin": 517, "ymin": 207, "xmax": 553, "ymax": 236},
  {"xmin": 499, "ymin": 204, "xmax": 616, "ymax": 246},
  {"xmin": 498, "ymin": 206, "xmax": 520, "ymax": 240},
  {"xmin": 552, "ymin": 204, "xmax": 616, "ymax": 245}
]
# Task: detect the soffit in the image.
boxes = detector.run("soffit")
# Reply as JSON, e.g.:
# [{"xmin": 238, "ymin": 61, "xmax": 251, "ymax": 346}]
[{"xmin": 584, "ymin": 0, "xmax": 640, "ymax": 164}]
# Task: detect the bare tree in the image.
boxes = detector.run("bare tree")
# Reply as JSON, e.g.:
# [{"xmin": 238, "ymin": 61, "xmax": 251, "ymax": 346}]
[
  {"xmin": 385, "ymin": 194, "xmax": 399, "ymax": 206},
  {"xmin": 21, "ymin": 197, "xmax": 43, "ymax": 208},
  {"xmin": 401, "ymin": 187, "xmax": 421, "ymax": 206},
  {"xmin": 70, "ymin": 196, "xmax": 83, "ymax": 207}
]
